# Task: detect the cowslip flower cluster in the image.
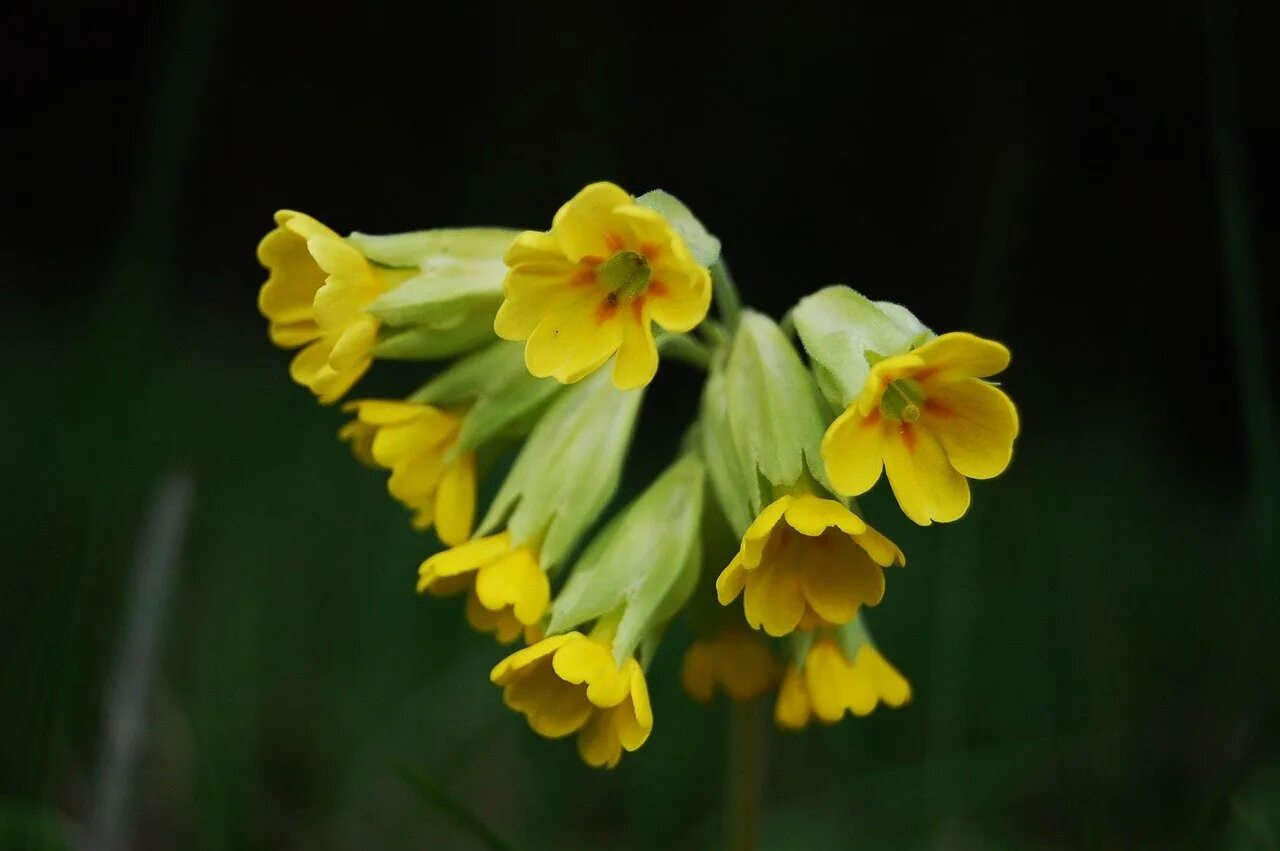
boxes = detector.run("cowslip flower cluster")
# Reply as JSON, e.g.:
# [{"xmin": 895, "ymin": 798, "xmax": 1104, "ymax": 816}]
[{"xmin": 255, "ymin": 182, "xmax": 1018, "ymax": 767}]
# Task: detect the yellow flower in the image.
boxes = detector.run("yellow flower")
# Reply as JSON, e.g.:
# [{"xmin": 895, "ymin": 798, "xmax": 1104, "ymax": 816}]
[
  {"xmin": 418, "ymin": 532, "xmax": 550, "ymax": 644},
  {"xmin": 339, "ymin": 400, "xmax": 476, "ymax": 546},
  {"xmin": 775, "ymin": 637, "xmax": 911, "ymax": 729},
  {"xmin": 490, "ymin": 630, "xmax": 653, "ymax": 769},
  {"xmin": 495, "ymin": 182, "xmax": 712, "ymax": 390},
  {"xmin": 716, "ymin": 493, "xmax": 904, "ymax": 637},
  {"xmin": 680, "ymin": 628, "xmax": 782, "ymax": 703},
  {"xmin": 257, "ymin": 210, "xmax": 412, "ymax": 404},
  {"xmin": 821, "ymin": 332, "xmax": 1020, "ymax": 525}
]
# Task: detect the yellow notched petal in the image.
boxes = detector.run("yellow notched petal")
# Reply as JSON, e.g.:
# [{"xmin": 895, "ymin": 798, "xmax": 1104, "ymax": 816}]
[
  {"xmin": 804, "ymin": 640, "xmax": 851, "ymax": 723},
  {"xmin": 552, "ymin": 636, "xmax": 631, "ymax": 709},
  {"xmin": 550, "ymin": 182, "xmax": 634, "ymax": 262},
  {"xmin": 490, "ymin": 631, "xmax": 578, "ymax": 684},
  {"xmin": 715, "ymin": 555, "xmax": 747, "ymax": 605},
  {"xmin": 418, "ymin": 532, "xmax": 510, "ymax": 592},
  {"xmin": 739, "ymin": 496, "xmax": 792, "ymax": 568},
  {"xmin": 883, "ymin": 425, "xmax": 970, "ymax": 525},
  {"xmin": 821, "ymin": 407, "xmax": 888, "ymax": 497},
  {"xmin": 913, "ymin": 331, "xmax": 1010, "ymax": 380},
  {"xmin": 782, "ymin": 494, "xmax": 867, "ymax": 538},
  {"xmin": 924, "ymin": 380, "xmax": 1019, "ymax": 480}
]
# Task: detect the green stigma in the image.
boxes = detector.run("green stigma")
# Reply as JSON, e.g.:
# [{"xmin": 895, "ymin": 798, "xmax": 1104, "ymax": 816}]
[
  {"xmin": 880, "ymin": 378, "xmax": 924, "ymax": 423},
  {"xmin": 597, "ymin": 250, "xmax": 651, "ymax": 299}
]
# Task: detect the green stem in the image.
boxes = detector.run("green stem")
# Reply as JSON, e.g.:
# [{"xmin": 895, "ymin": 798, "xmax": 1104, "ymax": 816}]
[
  {"xmin": 657, "ymin": 332, "xmax": 713, "ymax": 370},
  {"xmin": 711, "ymin": 258, "xmax": 744, "ymax": 332},
  {"xmin": 725, "ymin": 698, "xmax": 763, "ymax": 851}
]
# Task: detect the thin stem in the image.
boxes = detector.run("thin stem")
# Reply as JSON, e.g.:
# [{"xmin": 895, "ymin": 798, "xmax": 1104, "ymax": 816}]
[
  {"xmin": 657, "ymin": 332, "xmax": 713, "ymax": 370},
  {"xmin": 711, "ymin": 258, "xmax": 744, "ymax": 332},
  {"xmin": 725, "ymin": 697, "xmax": 763, "ymax": 851}
]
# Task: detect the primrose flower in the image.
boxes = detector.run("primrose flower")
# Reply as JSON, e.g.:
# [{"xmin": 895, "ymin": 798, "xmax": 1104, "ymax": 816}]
[
  {"xmin": 716, "ymin": 493, "xmax": 904, "ymax": 637},
  {"xmin": 775, "ymin": 632, "xmax": 910, "ymax": 729},
  {"xmin": 491, "ymin": 628, "xmax": 652, "ymax": 769},
  {"xmin": 258, "ymin": 211, "xmax": 413, "ymax": 404},
  {"xmin": 821, "ymin": 332, "xmax": 1020, "ymax": 525},
  {"xmin": 681, "ymin": 628, "xmax": 782, "ymax": 703},
  {"xmin": 495, "ymin": 182, "xmax": 712, "ymax": 390},
  {"xmin": 340, "ymin": 400, "xmax": 475, "ymax": 546},
  {"xmin": 418, "ymin": 532, "xmax": 550, "ymax": 644}
]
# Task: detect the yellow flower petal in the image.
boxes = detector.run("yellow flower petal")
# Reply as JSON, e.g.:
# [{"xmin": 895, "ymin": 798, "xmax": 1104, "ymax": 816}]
[
  {"xmin": 924, "ymin": 380, "xmax": 1019, "ymax": 480},
  {"xmin": 619, "ymin": 664, "xmax": 653, "ymax": 748},
  {"xmin": 465, "ymin": 589, "xmax": 524, "ymax": 644},
  {"xmin": 550, "ymin": 182, "xmax": 634, "ymax": 262},
  {"xmin": 418, "ymin": 532, "xmax": 510, "ymax": 591},
  {"xmin": 494, "ymin": 261, "xmax": 582, "ymax": 340},
  {"xmin": 821, "ymin": 407, "xmax": 888, "ymax": 497},
  {"xmin": 435, "ymin": 452, "xmax": 476, "ymax": 547},
  {"xmin": 715, "ymin": 555, "xmax": 747, "ymax": 605},
  {"xmin": 883, "ymin": 425, "xmax": 970, "ymax": 525},
  {"xmin": 913, "ymin": 331, "xmax": 1010, "ymax": 380},
  {"xmin": 781, "ymin": 494, "xmax": 867, "ymax": 538},
  {"xmin": 577, "ymin": 708, "xmax": 624, "ymax": 768},
  {"xmin": 800, "ymin": 535, "xmax": 885, "ymax": 624},
  {"xmin": 524, "ymin": 293, "xmax": 624, "ymax": 384},
  {"xmin": 327, "ymin": 316, "xmax": 379, "ymax": 373},
  {"xmin": 774, "ymin": 668, "xmax": 811, "ymax": 730},
  {"xmin": 347, "ymin": 399, "xmax": 428, "ymax": 426},
  {"xmin": 369, "ymin": 410, "xmax": 454, "ymax": 466},
  {"xmin": 474, "ymin": 548, "xmax": 549, "ymax": 626},
  {"xmin": 680, "ymin": 641, "xmax": 715, "ymax": 703},
  {"xmin": 612, "ymin": 303, "xmax": 658, "ymax": 390},
  {"xmin": 490, "ymin": 631, "xmax": 577, "ymax": 684},
  {"xmin": 739, "ymin": 496, "xmax": 792, "ymax": 568},
  {"xmin": 743, "ymin": 557, "xmax": 806, "ymax": 637},
  {"xmin": 552, "ymin": 636, "xmax": 631, "ymax": 708},
  {"xmin": 804, "ymin": 640, "xmax": 851, "ymax": 723},
  {"xmin": 855, "ymin": 353, "xmax": 926, "ymax": 416},
  {"xmin": 503, "ymin": 230, "xmax": 564, "ymax": 266}
]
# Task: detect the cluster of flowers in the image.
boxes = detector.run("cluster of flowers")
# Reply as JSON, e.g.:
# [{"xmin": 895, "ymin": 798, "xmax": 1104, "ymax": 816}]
[{"xmin": 257, "ymin": 183, "xmax": 1019, "ymax": 768}]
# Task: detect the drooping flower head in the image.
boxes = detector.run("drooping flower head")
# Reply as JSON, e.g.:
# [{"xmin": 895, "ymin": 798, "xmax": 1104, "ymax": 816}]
[
  {"xmin": 775, "ymin": 624, "xmax": 911, "ymax": 729},
  {"xmin": 495, "ymin": 182, "xmax": 712, "ymax": 389},
  {"xmin": 418, "ymin": 532, "xmax": 550, "ymax": 644},
  {"xmin": 491, "ymin": 627, "xmax": 653, "ymax": 769},
  {"xmin": 339, "ymin": 399, "xmax": 475, "ymax": 546},
  {"xmin": 680, "ymin": 628, "xmax": 783, "ymax": 703},
  {"xmin": 821, "ymin": 332, "xmax": 1020, "ymax": 525},
  {"xmin": 716, "ymin": 493, "xmax": 904, "ymax": 637},
  {"xmin": 258, "ymin": 211, "xmax": 413, "ymax": 404}
]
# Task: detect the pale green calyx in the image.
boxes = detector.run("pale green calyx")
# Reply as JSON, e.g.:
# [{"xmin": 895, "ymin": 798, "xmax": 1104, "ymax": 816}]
[
  {"xmin": 792, "ymin": 285, "xmax": 935, "ymax": 409},
  {"xmin": 723, "ymin": 310, "xmax": 831, "ymax": 510},
  {"xmin": 359, "ymin": 227, "xmax": 520, "ymax": 361},
  {"xmin": 698, "ymin": 367, "xmax": 756, "ymax": 536},
  {"xmin": 477, "ymin": 369, "xmax": 643, "ymax": 571},
  {"xmin": 547, "ymin": 454, "xmax": 705, "ymax": 664},
  {"xmin": 409, "ymin": 341, "xmax": 562, "ymax": 457},
  {"xmin": 635, "ymin": 189, "xmax": 722, "ymax": 267}
]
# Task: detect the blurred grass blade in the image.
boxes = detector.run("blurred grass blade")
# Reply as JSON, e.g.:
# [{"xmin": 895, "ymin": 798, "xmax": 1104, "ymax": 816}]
[
  {"xmin": 395, "ymin": 763, "xmax": 515, "ymax": 851},
  {"xmin": 86, "ymin": 472, "xmax": 194, "ymax": 851}
]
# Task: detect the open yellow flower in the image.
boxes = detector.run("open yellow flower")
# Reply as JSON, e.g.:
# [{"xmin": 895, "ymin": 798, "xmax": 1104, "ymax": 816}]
[
  {"xmin": 821, "ymin": 332, "xmax": 1020, "ymax": 525},
  {"xmin": 495, "ymin": 182, "xmax": 712, "ymax": 390},
  {"xmin": 418, "ymin": 532, "xmax": 550, "ymax": 644},
  {"xmin": 257, "ymin": 210, "xmax": 412, "ymax": 404},
  {"xmin": 716, "ymin": 493, "xmax": 904, "ymax": 637},
  {"xmin": 680, "ymin": 628, "xmax": 782, "ymax": 703},
  {"xmin": 775, "ymin": 637, "xmax": 911, "ymax": 729},
  {"xmin": 491, "ymin": 629, "xmax": 652, "ymax": 769},
  {"xmin": 339, "ymin": 400, "xmax": 475, "ymax": 546}
]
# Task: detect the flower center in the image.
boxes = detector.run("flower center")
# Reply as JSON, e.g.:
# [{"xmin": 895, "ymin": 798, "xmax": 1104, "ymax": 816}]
[
  {"xmin": 596, "ymin": 250, "xmax": 651, "ymax": 299},
  {"xmin": 880, "ymin": 378, "xmax": 923, "ymax": 422}
]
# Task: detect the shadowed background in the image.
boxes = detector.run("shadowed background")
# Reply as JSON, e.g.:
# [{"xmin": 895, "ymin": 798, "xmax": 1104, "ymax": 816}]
[{"xmin": 2, "ymin": 0, "xmax": 1278, "ymax": 848}]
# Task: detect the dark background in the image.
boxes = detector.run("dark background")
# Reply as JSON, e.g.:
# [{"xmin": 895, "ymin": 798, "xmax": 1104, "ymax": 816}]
[{"xmin": 3, "ymin": 0, "xmax": 1278, "ymax": 848}]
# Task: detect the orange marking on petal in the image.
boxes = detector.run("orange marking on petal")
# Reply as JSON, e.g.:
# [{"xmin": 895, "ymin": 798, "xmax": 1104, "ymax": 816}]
[
  {"xmin": 570, "ymin": 267, "xmax": 598, "ymax": 285},
  {"xmin": 914, "ymin": 366, "xmax": 938, "ymax": 382},
  {"xmin": 639, "ymin": 242, "xmax": 661, "ymax": 260},
  {"xmin": 631, "ymin": 297, "xmax": 646, "ymax": 321},
  {"xmin": 647, "ymin": 279, "xmax": 670, "ymax": 298},
  {"xmin": 596, "ymin": 294, "xmax": 621, "ymax": 323},
  {"xmin": 860, "ymin": 410, "xmax": 883, "ymax": 429},
  {"xmin": 604, "ymin": 233, "xmax": 626, "ymax": 253},
  {"xmin": 581, "ymin": 256, "xmax": 603, "ymax": 268},
  {"xmin": 924, "ymin": 399, "xmax": 952, "ymax": 419},
  {"xmin": 898, "ymin": 423, "xmax": 918, "ymax": 453}
]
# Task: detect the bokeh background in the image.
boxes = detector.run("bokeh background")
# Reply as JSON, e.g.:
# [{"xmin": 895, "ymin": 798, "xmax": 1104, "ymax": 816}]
[{"xmin": 3, "ymin": 1, "xmax": 1278, "ymax": 848}]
